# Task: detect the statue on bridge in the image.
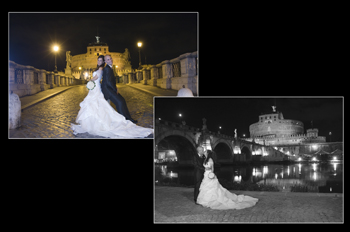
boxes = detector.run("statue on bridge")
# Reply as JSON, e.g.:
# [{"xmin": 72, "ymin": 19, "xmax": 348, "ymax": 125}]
[
  {"xmin": 234, "ymin": 129, "xmax": 237, "ymax": 138},
  {"xmin": 66, "ymin": 51, "xmax": 72, "ymax": 69}
]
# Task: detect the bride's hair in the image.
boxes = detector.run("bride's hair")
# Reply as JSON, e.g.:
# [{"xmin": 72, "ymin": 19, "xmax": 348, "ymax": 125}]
[{"xmin": 95, "ymin": 55, "xmax": 105, "ymax": 71}]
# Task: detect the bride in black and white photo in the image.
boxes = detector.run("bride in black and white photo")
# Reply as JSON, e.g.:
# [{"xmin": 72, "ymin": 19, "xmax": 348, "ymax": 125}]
[{"xmin": 196, "ymin": 149, "xmax": 259, "ymax": 210}]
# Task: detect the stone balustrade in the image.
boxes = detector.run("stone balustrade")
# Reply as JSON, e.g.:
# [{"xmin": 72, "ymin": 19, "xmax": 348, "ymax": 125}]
[
  {"xmin": 9, "ymin": 60, "xmax": 76, "ymax": 97},
  {"xmin": 119, "ymin": 51, "xmax": 197, "ymax": 95}
]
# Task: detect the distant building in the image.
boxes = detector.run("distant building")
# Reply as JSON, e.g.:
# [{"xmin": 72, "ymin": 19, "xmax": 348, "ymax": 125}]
[
  {"xmin": 69, "ymin": 36, "xmax": 132, "ymax": 80},
  {"xmin": 246, "ymin": 106, "xmax": 326, "ymax": 146}
]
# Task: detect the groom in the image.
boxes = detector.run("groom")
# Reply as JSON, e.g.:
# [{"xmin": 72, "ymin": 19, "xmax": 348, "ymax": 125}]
[
  {"xmin": 101, "ymin": 55, "xmax": 137, "ymax": 124},
  {"xmin": 193, "ymin": 146, "xmax": 206, "ymax": 204}
]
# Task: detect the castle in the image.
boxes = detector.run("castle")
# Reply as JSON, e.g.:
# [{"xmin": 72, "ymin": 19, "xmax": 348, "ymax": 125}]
[
  {"xmin": 245, "ymin": 106, "xmax": 326, "ymax": 146},
  {"xmin": 65, "ymin": 36, "xmax": 132, "ymax": 80}
]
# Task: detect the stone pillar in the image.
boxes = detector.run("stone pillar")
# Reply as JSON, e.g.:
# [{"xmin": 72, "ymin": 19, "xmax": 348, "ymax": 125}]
[
  {"xmin": 55, "ymin": 74, "xmax": 60, "ymax": 87},
  {"xmin": 136, "ymin": 70, "xmax": 142, "ymax": 83},
  {"xmin": 39, "ymin": 69, "xmax": 47, "ymax": 91},
  {"xmin": 24, "ymin": 66, "xmax": 34, "ymax": 85},
  {"xmin": 156, "ymin": 63, "xmax": 162, "ymax": 88},
  {"xmin": 9, "ymin": 91, "xmax": 21, "ymax": 129},
  {"xmin": 128, "ymin": 72, "xmax": 134, "ymax": 84},
  {"xmin": 24, "ymin": 66, "xmax": 39, "ymax": 95},
  {"xmin": 142, "ymin": 68, "xmax": 148, "ymax": 85},
  {"xmin": 150, "ymin": 65, "xmax": 158, "ymax": 86},
  {"xmin": 179, "ymin": 52, "xmax": 196, "ymax": 78},
  {"xmin": 60, "ymin": 76, "xmax": 66, "ymax": 86},
  {"xmin": 161, "ymin": 60, "xmax": 172, "ymax": 89},
  {"xmin": 179, "ymin": 51, "xmax": 197, "ymax": 95},
  {"xmin": 123, "ymin": 73, "xmax": 128, "ymax": 84},
  {"xmin": 47, "ymin": 72, "xmax": 54, "ymax": 88}
]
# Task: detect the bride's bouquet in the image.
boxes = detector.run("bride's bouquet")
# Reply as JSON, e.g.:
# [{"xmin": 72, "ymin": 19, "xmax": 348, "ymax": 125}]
[
  {"xmin": 208, "ymin": 172, "xmax": 215, "ymax": 179},
  {"xmin": 86, "ymin": 81, "xmax": 96, "ymax": 90}
]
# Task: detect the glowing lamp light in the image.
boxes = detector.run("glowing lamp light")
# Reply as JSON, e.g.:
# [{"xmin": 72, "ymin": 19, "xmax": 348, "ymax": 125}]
[
  {"xmin": 233, "ymin": 146, "xmax": 241, "ymax": 154},
  {"xmin": 137, "ymin": 42, "xmax": 142, "ymax": 47},
  {"xmin": 298, "ymin": 157, "xmax": 302, "ymax": 161},
  {"xmin": 333, "ymin": 156, "xmax": 338, "ymax": 161},
  {"xmin": 53, "ymin": 45, "xmax": 59, "ymax": 52},
  {"xmin": 312, "ymin": 157, "xmax": 317, "ymax": 162}
]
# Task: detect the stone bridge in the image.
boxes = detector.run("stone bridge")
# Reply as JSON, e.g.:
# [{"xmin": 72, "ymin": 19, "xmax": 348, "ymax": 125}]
[{"xmin": 155, "ymin": 119, "xmax": 288, "ymax": 166}]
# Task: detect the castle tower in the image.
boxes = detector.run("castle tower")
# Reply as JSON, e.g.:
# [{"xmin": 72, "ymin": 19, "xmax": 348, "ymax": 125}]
[{"xmin": 307, "ymin": 128, "xmax": 319, "ymax": 138}]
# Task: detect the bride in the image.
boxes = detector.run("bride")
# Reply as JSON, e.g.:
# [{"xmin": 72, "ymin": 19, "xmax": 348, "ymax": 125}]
[
  {"xmin": 71, "ymin": 55, "xmax": 153, "ymax": 138},
  {"xmin": 196, "ymin": 150, "xmax": 259, "ymax": 210}
]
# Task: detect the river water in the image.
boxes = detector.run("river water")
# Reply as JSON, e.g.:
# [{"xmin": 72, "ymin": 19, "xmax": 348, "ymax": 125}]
[{"xmin": 155, "ymin": 162, "xmax": 343, "ymax": 193}]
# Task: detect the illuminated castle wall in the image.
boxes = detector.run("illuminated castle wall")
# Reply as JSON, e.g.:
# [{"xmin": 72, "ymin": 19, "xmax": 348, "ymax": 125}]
[
  {"xmin": 70, "ymin": 37, "xmax": 132, "ymax": 80},
  {"xmin": 250, "ymin": 111, "xmax": 304, "ymax": 138},
  {"xmin": 246, "ymin": 107, "xmax": 326, "ymax": 146}
]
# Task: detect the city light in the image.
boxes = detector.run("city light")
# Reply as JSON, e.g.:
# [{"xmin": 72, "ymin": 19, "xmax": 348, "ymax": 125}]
[
  {"xmin": 137, "ymin": 42, "xmax": 142, "ymax": 47},
  {"xmin": 179, "ymin": 113, "xmax": 182, "ymax": 117},
  {"xmin": 53, "ymin": 45, "xmax": 59, "ymax": 52},
  {"xmin": 233, "ymin": 146, "xmax": 241, "ymax": 154}
]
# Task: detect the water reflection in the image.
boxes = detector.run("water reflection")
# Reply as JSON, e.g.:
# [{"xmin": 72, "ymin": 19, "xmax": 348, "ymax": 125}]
[{"xmin": 155, "ymin": 162, "xmax": 343, "ymax": 193}]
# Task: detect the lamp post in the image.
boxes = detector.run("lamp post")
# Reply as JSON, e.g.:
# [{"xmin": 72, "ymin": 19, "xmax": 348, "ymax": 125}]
[
  {"xmin": 329, "ymin": 132, "xmax": 332, "ymax": 142},
  {"xmin": 53, "ymin": 45, "xmax": 59, "ymax": 73},
  {"xmin": 137, "ymin": 42, "xmax": 142, "ymax": 68}
]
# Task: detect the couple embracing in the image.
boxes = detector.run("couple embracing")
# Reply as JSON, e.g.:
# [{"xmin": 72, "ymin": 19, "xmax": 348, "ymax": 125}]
[
  {"xmin": 193, "ymin": 146, "xmax": 258, "ymax": 210},
  {"xmin": 71, "ymin": 55, "xmax": 153, "ymax": 138}
]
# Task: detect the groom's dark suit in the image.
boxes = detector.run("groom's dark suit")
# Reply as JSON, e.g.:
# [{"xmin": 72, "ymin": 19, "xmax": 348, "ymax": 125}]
[
  {"xmin": 101, "ymin": 65, "xmax": 133, "ymax": 121},
  {"xmin": 193, "ymin": 153, "xmax": 206, "ymax": 203}
]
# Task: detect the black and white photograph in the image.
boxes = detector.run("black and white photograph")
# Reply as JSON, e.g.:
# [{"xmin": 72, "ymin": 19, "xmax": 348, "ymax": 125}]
[{"xmin": 154, "ymin": 97, "xmax": 343, "ymax": 223}]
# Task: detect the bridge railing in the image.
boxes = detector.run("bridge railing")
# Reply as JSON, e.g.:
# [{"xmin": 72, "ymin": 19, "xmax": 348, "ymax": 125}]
[
  {"xmin": 155, "ymin": 119, "xmax": 236, "ymax": 140},
  {"xmin": 155, "ymin": 119, "xmax": 200, "ymax": 133},
  {"xmin": 121, "ymin": 51, "xmax": 197, "ymax": 95},
  {"xmin": 9, "ymin": 60, "xmax": 75, "ymax": 97}
]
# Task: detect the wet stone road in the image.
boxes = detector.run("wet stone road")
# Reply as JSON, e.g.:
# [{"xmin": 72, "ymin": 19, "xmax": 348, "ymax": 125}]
[{"xmin": 9, "ymin": 84, "xmax": 154, "ymax": 138}]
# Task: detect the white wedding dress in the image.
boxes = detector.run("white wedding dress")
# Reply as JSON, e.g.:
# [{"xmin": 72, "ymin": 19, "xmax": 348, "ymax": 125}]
[
  {"xmin": 197, "ymin": 158, "xmax": 258, "ymax": 210},
  {"xmin": 71, "ymin": 69, "xmax": 153, "ymax": 138}
]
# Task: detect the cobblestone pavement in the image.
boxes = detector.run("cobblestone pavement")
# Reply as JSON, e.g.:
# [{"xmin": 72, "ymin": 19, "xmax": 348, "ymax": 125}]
[
  {"xmin": 9, "ymin": 84, "xmax": 154, "ymax": 138},
  {"xmin": 154, "ymin": 186, "xmax": 343, "ymax": 223}
]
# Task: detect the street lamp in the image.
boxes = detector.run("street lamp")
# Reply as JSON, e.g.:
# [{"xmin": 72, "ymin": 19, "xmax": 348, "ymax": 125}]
[
  {"xmin": 53, "ymin": 45, "xmax": 59, "ymax": 73},
  {"xmin": 137, "ymin": 42, "xmax": 142, "ymax": 68}
]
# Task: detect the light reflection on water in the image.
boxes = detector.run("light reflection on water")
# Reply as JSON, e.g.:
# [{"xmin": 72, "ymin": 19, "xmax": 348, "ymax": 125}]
[{"xmin": 154, "ymin": 162, "xmax": 343, "ymax": 193}]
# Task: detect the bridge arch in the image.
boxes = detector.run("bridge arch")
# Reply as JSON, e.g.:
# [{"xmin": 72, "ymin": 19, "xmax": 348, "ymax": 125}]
[
  {"xmin": 212, "ymin": 139, "xmax": 233, "ymax": 164},
  {"xmin": 240, "ymin": 146, "xmax": 252, "ymax": 162},
  {"xmin": 155, "ymin": 131, "xmax": 197, "ymax": 166}
]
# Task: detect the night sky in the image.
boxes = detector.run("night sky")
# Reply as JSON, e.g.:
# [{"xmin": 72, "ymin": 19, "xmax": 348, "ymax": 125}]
[
  {"xmin": 9, "ymin": 12, "xmax": 197, "ymax": 71},
  {"xmin": 155, "ymin": 97, "xmax": 343, "ymax": 142}
]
